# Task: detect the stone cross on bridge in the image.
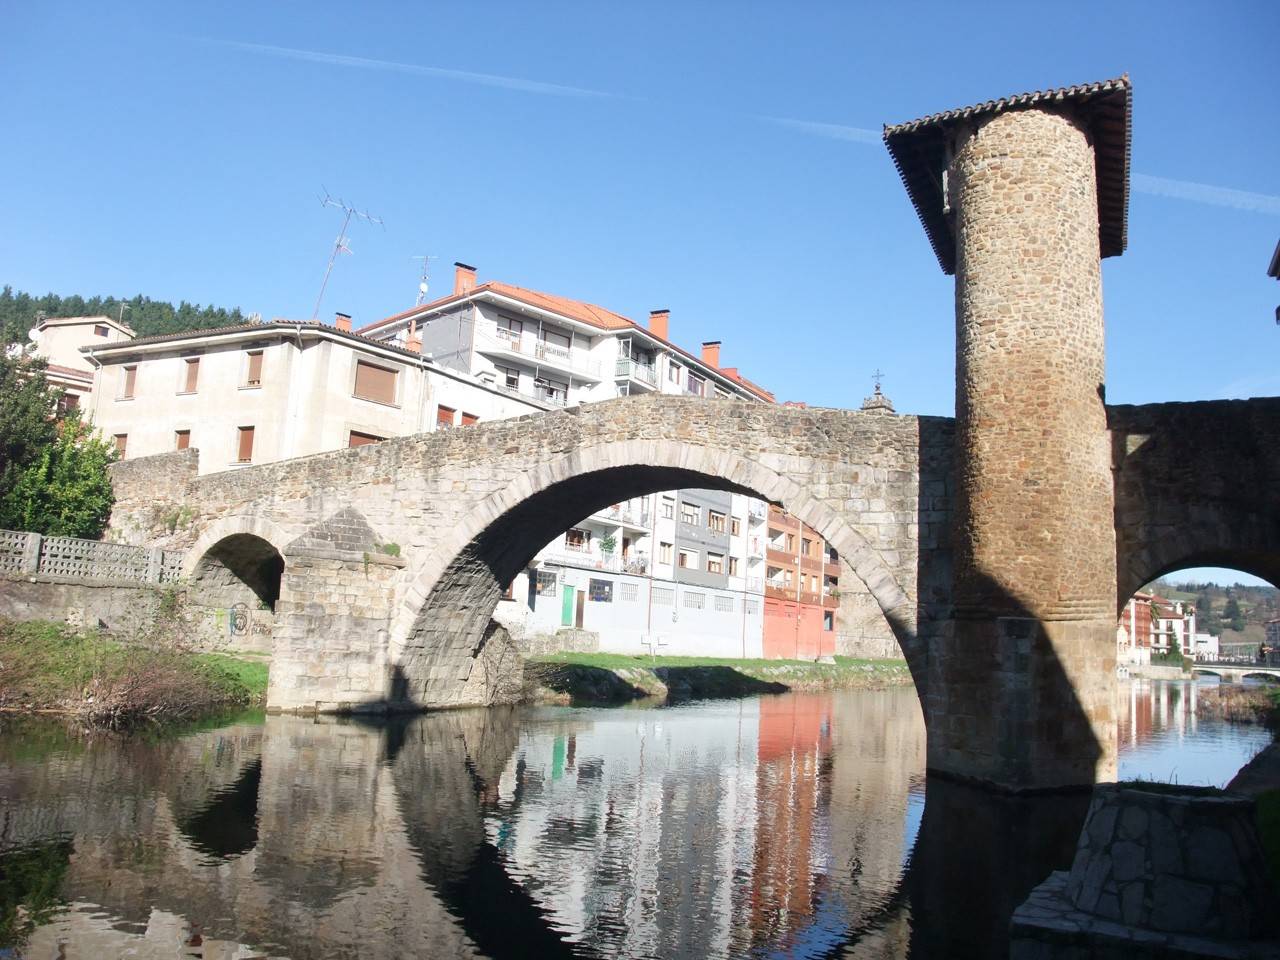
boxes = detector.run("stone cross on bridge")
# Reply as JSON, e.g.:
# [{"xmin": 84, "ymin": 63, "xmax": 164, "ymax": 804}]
[{"xmin": 107, "ymin": 76, "xmax": 1280, "ymax": 792}]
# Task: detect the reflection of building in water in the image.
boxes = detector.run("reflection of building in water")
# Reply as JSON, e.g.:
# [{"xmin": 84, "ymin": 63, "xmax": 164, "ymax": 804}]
[
  {"xmin": 1118, "ymin": 679, "xmax": 1199, "ymax": 749},
  {"xmin": 487, "ymin": 690, "xmax": 927, "ymax": 959},
  {"xmin": 750, "ymin": 695, "xmax": 833, "ymax": 949}
]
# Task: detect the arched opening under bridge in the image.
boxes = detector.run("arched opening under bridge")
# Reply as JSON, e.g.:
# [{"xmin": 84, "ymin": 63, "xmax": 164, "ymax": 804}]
[{"xmin": 388, "ymin": 445, "xmax": 926, "ymax": 712}]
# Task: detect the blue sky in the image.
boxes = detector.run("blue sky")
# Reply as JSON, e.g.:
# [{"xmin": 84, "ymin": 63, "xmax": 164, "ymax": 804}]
[{"xmin": 4, "ymin": 2, "xmax": 1277, "ymax": 585}]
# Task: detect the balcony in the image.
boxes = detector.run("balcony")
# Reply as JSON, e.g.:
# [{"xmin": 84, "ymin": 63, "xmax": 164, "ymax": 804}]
[
  {"xmin": 615, "ymin": 357, "xmax": 658, "ymax": 388},
  {"xmin": 592, "ymin": 503, "xmax": 652, "ymax": 529},
  {"xmin": 766, "ymin": 546, "xmax": 794, "ymax": 566},
  {"xmin": 824, "ymin": 560, "xmax": 841, "ymax": 577},
  {"xmin": 765, "ymin": 583, "xmax": 793, "ymax": 602},
  {"xmin": 747, "ymin": 502, "xmax": 767, "ymax": 522},
  {"xmin": 745, "ymin": 576, "xmax": 764, "ymax": 593},
  {"xmin": 822, "ymin": 593, "xmax": 840, "ymax": 610},
  {"xmin": 478, "ymin": 328, "xmax": 603, "ymax": 381}
]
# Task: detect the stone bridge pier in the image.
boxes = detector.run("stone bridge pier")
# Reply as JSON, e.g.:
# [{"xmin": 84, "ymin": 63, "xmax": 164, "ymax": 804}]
[{"xmin": 105, "ymin": 77, "xmax": 1280, "ymax": 792}]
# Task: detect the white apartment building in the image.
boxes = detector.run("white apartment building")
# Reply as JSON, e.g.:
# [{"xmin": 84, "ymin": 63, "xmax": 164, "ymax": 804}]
[
  {"xmin": 360, "ymin": 263, "xmax": 775, "ymax": 657},
  {"xmin": 76, "ymin": 317, "xmax": 542, "ymax": 471}
]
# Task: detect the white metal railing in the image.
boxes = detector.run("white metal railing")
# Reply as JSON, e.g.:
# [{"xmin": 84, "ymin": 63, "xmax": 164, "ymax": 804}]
[
  {"xmin": 745, "ymin": 576, "xmax": 764, "ymax": 592},
  {"xmin": 616, "ymin": 358, "xmax": 658, "ymax": 386},
  {"xmin": 534, "ymin": 386, "xmax": 568, "ymax": 407},
  {"xmin": 479, "ymin": 329, "xmax": 602, "ymax": 379},
  {"xmin": 535, "ymin": 340, "xmax": 571, "ymax": 363}
]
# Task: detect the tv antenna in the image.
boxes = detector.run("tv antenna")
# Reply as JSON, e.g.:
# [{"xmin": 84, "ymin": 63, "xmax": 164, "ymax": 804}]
[
  {"xmin": 411, "ymin": 254, "xmax": 438, "ymax": 306},
  {"xmin": 311, "ymin": 188, "xmax": 384, "ymax": 320}
]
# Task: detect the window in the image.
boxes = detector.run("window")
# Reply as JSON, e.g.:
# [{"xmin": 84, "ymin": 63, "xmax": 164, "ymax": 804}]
[
  {"xmin": 348, "ymin": 431, "xmax": 384, "ymax": 447},
  {"xmin": 688, "ymin": 373, "xmax": 705, "ymax": 396},
  {"xmin": 461, "ymin": 412, "xmax": 479, "ymax": 426},
  {"xmin": 786, "ymin": 534, "xmax": 796, "ymax": 552},
  {"xmin": 620, "ymin": 582, "xmax": 638, "ymax": 602},
  {"xmin": 236, "ymin": 426, "xmax": 255, "ymax": 463},
  {"xmin": 745, "ymin": 599, "xmax": 759, "ymax": 615},
  {"xmin": 589, "ymin": 578, "xmax": 613, "ymax": 602},
  {"xmin": 502, "ymin": 581, "xmax": 515, "ymax": 600},
  {"xmin": 497, "ymin": 317, "xmax": 523, "ymax": 346},
  {"xmin": 498, "ymin": 365, "xmax": 520, "ymax": 390},
  {"xmin": 354, "ymin": 360, "xmax": 398, "ymax": 405},
  {"xmin": 715, "ymin": 595, "xmax": 734, "ymax": 613},
  {"xmin": 708, "ymin": 510, "xmax": 726, "ymax": 533},
  {"xmin": 536, "ymin": 571, "xmax": 558, "ymax": 596},
  {"xmin": 244, "ymin": 350, "xmax": 263, "ymax": 387},
  {"xmin": 56, "ymin": 393, "xmax": 78, "ymax": 417},
  {"xmin": 728, "ymin": 557, "xmax": 739, "ymax": 576},
  {"xmin": 658, "ymin": 542, "xmax": 673, "ymax": 564},
  {"xmin": 120, "ymin": 365, "xmax": 137, "ymax": 399},
  {"xmin": 436, "ymin": 405, "xmax": 456, "ymax": 428},
  {"xmin": 678, "ymin": 549, "xmax": 698, "ymax": 570},
  {"xmin": 181, "ymin": 357, "xmax": 200, "ymax": 393},
  {"xmin": 668, "ymin": 362, "xmax": 682, "ymax": 383},
  {"xmin": 706, "ymin": 552, "xmax": 724, "ymax": 574},
  {"xmin": 661, "ymin": 497, "xmax": 675, "ymax": 519},
  {"xmin": 802, "ymin": 537, "xmax": 814, "ymax": 557},
  {"xmin": 680, "ymin": 503, "xmax": 698, "ymax": 525},
  {"xmin": 731, "ymin": 518, "xmax": 740, "ymax": 537},
  {"xmin": 113, "ymin": 434, "xmax": 128, "ymax": 457},
  {"xmin": 683, "ymin": 591, "xmax": 704, "ymax": 610},
  {"xmin": 824, "ymin": 611, "xmax": 834, "ymax": 631},
  {"xmin": 174, "ymin": 430, "xmax": 190, "ymax": 450},
  {"xmin": 535, "ymin": 377, "xmax": 568, "ymax": 404},
  {"xmin": 653, "ymin": 587, "xmax": 674, "ymax": 607},
  {"xmin": 94, "ymin": 324, "xmax": 109, "ymax": 337},
  {"xmin": 566, "ymin": 528, "xmax": 590, "ymax": 552}
]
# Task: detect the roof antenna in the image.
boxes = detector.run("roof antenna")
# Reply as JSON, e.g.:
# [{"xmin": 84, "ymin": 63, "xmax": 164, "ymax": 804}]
[
  {"xmin": 312, "ymin": 188, "xmax": 384, "ymax": 321},
  {"xmin": 411, "ymin": 254, "xmax": 438, "ymax": 306}
]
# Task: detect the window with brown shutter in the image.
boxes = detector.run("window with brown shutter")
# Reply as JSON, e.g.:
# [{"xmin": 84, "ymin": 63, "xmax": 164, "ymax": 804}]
[
  {"xmin": 461, "ymin": 412, "xmax": 479, "ymax": 426},
  {"xmin": 353, "ymin": 360, "xmax": 397, "ymax": 405},
  {"xmin": 245, "ymin": 351, "xmax": 263, "ymax": 387},
  {"xmin": 121, "ymin": 366, "xmax": 136, "ymax": 399},
  {"xmin": 348, "ymin": 430, "xmax": 384, "ymax": 447},
  {"xmin": 182, "ymin": 358, "xmax": 200, "ymax": 393},
  {"xmin": 175, "ymin": 430, "xmax": 190, "ymax": 450},
  {"xmin": 236, "ymin": 426, "xmax": 255, "ymax": 463},
  {"xmin": 436, "ymin": 405, "xmax": 455, "ymax": 428},
  {"xmin": 114, "ymin": 434, "xmax": 128, "ymax": 457},
  {"xmin": 94, "ymin": 324, "xmax": 109, "ymax": 337}
]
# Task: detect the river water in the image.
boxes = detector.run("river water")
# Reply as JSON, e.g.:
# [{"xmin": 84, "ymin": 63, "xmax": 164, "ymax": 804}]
[{"xmin": 0, "ymin": 679, "xmax": 1271, "ymax": 959}]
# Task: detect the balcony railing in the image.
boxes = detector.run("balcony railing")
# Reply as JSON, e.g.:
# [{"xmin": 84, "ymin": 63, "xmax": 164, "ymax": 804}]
[
  {"xmin": 594, "ymin": 503, "xmax": 652, "ymax": 528},
  {"xmin": 535, "ymin": 340, "xmax": 571, "ymax": 363},
  {"xmin": 745, "ymin": 576, "xmax": 763, "ymax": 592},
  {"xmin": 615, "ymin": 358, "xmax": 658, "ymax": 386},
  {"xmin": 534, "ymin": 386, "xmax": 568, "ymax": 407},
  {"xmin": 479, "ymin": 329, "xmax": 602, "ymax": 379}
]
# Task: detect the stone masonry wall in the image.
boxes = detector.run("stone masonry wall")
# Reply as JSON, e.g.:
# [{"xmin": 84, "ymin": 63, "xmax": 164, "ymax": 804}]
[
  {"xmin": 1109, "ymin": 398, "xmax": 1280, "ymax": 603},
  {"xmin": 108, "ymin": 395, "xmax": 951, "ymax": 720},
  {"xmin": 943, "ymin": 105, "xmax": 1118, "ymax": 789}
]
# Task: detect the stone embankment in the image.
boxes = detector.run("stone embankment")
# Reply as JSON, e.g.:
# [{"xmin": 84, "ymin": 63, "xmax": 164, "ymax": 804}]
[{"xmin": 525, "ymin": 655, "xmax": 912, "ymax": 705}]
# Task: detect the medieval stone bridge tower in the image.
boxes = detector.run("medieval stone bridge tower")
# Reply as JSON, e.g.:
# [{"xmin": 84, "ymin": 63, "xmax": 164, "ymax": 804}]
[{"xmin": 107, "ymin": 76, "xmax": 1280, "ymax": 792}]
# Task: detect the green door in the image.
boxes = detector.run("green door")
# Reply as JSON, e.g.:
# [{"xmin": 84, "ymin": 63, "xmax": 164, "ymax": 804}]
[{"xmin": 561, "ymin": 585, "xmax": 575, "ymax": 626}]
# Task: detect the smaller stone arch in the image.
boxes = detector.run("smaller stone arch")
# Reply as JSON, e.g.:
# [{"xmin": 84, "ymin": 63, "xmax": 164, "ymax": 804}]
[{"xmin": 182, "ymin": 516, "xmax": 292, "ymax": 652}]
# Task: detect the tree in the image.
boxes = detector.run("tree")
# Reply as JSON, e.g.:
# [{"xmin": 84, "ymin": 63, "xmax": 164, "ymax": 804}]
[
  {"xmin": 0, "ymin": 350, "xmax": 58, "ymax": 489},
  {"xmin": 0, "ymin": 416, "xmax": 116, "ymax": 538},
  {"xmin": 1222, "ymin": 595, "xmax": 1245, "ymax": 633}
]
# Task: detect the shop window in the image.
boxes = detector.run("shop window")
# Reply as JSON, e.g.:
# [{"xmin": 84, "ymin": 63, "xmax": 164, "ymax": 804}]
[
  {"xmin": 589, "ymin": 578, "xmax": 613, "ymax": 602},
  {"xmin": 536, "ymin": 571, "xmax": 558, "ymax": 596}
]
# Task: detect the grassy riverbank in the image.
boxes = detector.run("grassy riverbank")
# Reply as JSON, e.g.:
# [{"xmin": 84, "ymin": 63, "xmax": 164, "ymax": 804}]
[
  {"xmin": 0, "ymin": 620, "xmax": 268, "ymax": 728},
  {"xmin": 527, "ymin": 652, "xmax": 912, "ymax": 704}
]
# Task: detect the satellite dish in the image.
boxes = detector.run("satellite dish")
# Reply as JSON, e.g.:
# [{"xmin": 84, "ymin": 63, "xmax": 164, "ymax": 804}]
[{"xmin": 419, "ymin": 282, "xmax": 429, "ymax": 295}]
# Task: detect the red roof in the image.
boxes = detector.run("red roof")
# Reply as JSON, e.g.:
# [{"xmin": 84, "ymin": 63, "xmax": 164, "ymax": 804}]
[{"xmin": 360, "ymin": 277, "xmax": 776, "ymax": 403}]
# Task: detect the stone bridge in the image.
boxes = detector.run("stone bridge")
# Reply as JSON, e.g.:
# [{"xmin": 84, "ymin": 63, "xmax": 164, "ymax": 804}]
[
  {"xmin": 102, "ymin": 78, "xmax": 1280, "ymax": 791},
  {"xmin": 1192, "ymin": 663, "xmax": 1280, "ymax": 684}
]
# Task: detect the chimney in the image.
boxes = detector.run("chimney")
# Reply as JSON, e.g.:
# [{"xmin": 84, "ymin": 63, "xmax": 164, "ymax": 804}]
[
  {"xmin": 406, "ymin": 334, "xmax": 423, "ymax": 353},
  {"xmin": 334, "ymin": 312, "xmax": 352, "ymax": 332},
  {"xmin": 648, "ymin": 308, "xmax": 670, "ymax": 341},
  {"xmin": 700, "ymin": 340, "xmax": 721, "ymax": 368},
  {"xmin": 454, "ymin": 262, "xmax": 477, "ymax": 295}
]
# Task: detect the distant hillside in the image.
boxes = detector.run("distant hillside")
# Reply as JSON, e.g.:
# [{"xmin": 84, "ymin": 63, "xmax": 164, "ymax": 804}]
[
  {"xmin": 1, "ymin": 286, "xmax": 248, "ymax": 346},
  {"xmin": 1143, "ymin": 577, "xmax": 1279, "ymax": 641}
]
